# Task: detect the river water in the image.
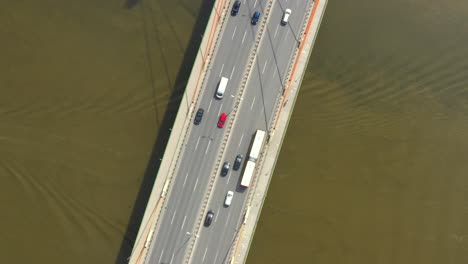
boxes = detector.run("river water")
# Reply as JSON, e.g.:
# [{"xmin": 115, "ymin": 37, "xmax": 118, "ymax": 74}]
[
  {"xmin": 1, "ymin": 0, "xmax": 468, "ymax": 263},
  {"xmin": 248, "ymin": 0, "xmax": 468, "ymax": 263},
  {"xmin": 0, "ymin": 0, "xmax": 204, "ymax": 263}
]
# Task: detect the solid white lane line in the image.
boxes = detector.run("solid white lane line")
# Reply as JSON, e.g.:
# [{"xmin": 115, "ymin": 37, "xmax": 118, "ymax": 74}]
[
  {"xmin": 232, "ymin": 25, "xmax": 237, "ymax": 39},
  {"xmin": 230, "ymin": 66, "xmax": 236, "ymax": 79},
  {"xmin": 193, "ymin": 177, "xmax": 199, "ymax": 192},
  {"xmin": 158, "ymin": 249, "xmax": 164, "ymax": 264},
  {"xmin": 207, "ymin": 99, "xmax": 213, "ymax": 113},
  {"xmin": 241, "ymin": 30, "xmax": 247, "ymax": 44},
  {"xmin": 274, "ymin": 24, "xmax": 279, "ymax": 38},
  {"xmin": 181, "ymin": 215, "xmax": 187, "ymax": 229},
  {"xmin": 171, "ymin": 211, "xmax": 177, "ymax": 225},
  {"xmin": 202, "ymin": 248, "xmax": 208, "ymax": 262},
  {"xmin": 195, "ymin": 136, "xmax": 201, "ymax": 150},
  {"xmin": 217, "ymin": 104, "xmax": 223, "ymax": 116},
  {"xmin": 238, "ymin": 133, "xmax": 244, "ymax": 147},
  {"xmin": 219, "ymin": 63, "xmax": 225, "ymax": 77},
  {"xmin": 250, "ymin": 96, "xmax": 256, "ymax": 110},
  {"xmin": 262, "ymin": 59, "xmax": 268, "ymax": 74},
  {"xmin": 183, "ymin": 172, "xmax": 189, "ymax": 187}
]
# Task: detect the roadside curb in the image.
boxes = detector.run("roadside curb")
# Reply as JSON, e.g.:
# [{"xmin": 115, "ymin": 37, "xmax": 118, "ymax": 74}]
[
  {"xmin": 185, "ymin": 0, "xmax": 277, "ymax": 262},
  {"xmin": 128, "ymin": 0, "xmax": 231, "ymax": 262},
  {"xmin": 229, "ymin": 0, "xmax": 329, "ymax": 263}
]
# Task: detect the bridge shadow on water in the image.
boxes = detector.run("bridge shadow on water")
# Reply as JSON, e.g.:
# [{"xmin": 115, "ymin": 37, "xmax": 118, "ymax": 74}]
[{"xmin": 116, "ymin": 0, "xmax": 215, "ymax": 263}]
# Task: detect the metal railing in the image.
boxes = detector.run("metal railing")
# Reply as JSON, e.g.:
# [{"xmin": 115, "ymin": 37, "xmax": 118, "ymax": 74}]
[
  {"xmin": 227, "ymin": 1, "xmax": 317, "ymax": 262},
  {"xmin": 136, "ymin": 0, "xmax": 233, "ymax": 263},
  {"xmin": 268, "ymin": 0, "xmax": 315, "ymax": 136},
  {"xmin": 184, "ymin": 0, "xmax": 277, "ymax": 263}
]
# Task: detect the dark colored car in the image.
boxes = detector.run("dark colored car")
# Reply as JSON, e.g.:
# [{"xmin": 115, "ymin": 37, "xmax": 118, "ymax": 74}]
[
  {"xmin": 204, "ymin": 210, "xmax": 215, "ymax": 226},
  {"xmin": 194, "ymin": 108, "xmax": 204, "ymax": 125},
  {"xmin": 251, "ymin": 11, "xmax": 261, "ymax": 25},
  {"xmin": 231, "ymin": 1, "xmax": 241, "ymax": 16},
  {"xmin": 217, "ymin": 112, "xmax": 227, "ymax": 128},
  {"xmin": 221, "ymin": 162, "xmax": 230, "ymax": 176},
  {"xmin": 233, "ymin": 154, "xmax": 243, "ymax": 171}
]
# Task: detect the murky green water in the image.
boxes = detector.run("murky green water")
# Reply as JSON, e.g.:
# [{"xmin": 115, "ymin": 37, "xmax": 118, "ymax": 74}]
[
  {"xmin": 248, "ymin": 0, "xmax": 468, "ymax": 263},
  {"xmin": 2, "ymin": 0, "xmax": 468, "ymax": 263},
  {"xmin": 0, "ymin": 0, "xmax": 203, "ymax": 263}
]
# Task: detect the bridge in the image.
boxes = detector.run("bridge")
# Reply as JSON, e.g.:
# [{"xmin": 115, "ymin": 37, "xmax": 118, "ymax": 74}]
[{"xmin": 128, "ymin": 0, "xmax": 327, "ymax": 263}]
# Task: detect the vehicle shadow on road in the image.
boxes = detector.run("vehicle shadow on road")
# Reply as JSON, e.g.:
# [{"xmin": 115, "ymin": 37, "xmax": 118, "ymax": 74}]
[{"xmin": 115, "ymin": 0, "xmax": 215, "ymax": 263}]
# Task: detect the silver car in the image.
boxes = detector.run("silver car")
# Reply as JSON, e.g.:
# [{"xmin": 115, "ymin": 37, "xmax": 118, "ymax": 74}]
[
  {"xmin": 281, "ymin": 8, "xmax": 291, "ymax": 25},
  {"xmin": 224, "ymin": 191, "xmax": 234, "ymax": 206}
]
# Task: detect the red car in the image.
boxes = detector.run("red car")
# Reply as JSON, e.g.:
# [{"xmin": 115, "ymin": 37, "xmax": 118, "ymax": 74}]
[{"xmin": 218, "ymin": 113, "xmax": 227, "ymax": 128}]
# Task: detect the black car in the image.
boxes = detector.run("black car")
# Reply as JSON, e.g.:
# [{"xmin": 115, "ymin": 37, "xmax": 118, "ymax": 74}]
[
  {"xmin": 194, "ymin": 108, "xmax": 204, "ymax": 125},
  {"xmin": 251, "ymin": 11, "xmax": 260, "ymax": 25},
  {"xmin": 233, "ymin": 154, "xmax": 243, "ymax": 171},
  {"xmin": 231, "ymin": 1, "xmax": 241, "ymax": 16},
  {"xmin": 221, "ymin": 162, "xmax": 230, "ymax": 176},
  {"xmin": 204, "ymin": 210, "xmax": 215, "ymax": 226}
]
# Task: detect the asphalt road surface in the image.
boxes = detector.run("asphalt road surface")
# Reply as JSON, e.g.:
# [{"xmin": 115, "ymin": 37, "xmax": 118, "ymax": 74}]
[
  {"xmin": 190, "ymin": 0, "xmax": 311, "ymax": 263},
  {"xmin": 146, "ymin": 0, "xmax": 311, "ymax": 263}
]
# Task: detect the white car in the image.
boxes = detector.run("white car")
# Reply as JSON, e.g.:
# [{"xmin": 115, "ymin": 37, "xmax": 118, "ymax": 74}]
[
  {"xmin": 224, "ymin": 191, "xmax": 234, "ymax": 206},
  {"xmin": 281, "ymin": 8, "xmax": 291, "ymax": 25}
]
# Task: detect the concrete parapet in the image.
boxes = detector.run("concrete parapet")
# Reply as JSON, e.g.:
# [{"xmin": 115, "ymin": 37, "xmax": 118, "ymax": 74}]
[
  {"xmin": 186, "ymin": 0, "xmax": 276, "ymax": 262},
  {"xmin": 229, "ymin": 0, "xmax": 329, "ymax": 263},
  {"xmin": 129, "ymin": 0, "xmax": 328, "ymax": 262},
  {"xmin": 128, "ymin": 0, "xmax": 232, "ymax": 263}
]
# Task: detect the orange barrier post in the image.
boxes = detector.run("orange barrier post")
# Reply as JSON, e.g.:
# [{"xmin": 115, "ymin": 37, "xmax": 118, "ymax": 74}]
[
  {"xmin": 191, "ymin": 0, "xmax": 229, "ymax": 105},
  {"xmin": 274, "ymin": 0, "xmax": 320, "ymax": 129}
]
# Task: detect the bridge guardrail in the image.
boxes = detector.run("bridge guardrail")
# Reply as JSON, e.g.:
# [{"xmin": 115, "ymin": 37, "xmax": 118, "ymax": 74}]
[
  {"xmin": 129, "ymin": 0, "xmax": 232, "ymax": 263},
  {"xmin": 228, "ymin": 1, "xmax": 317, "ymax": 262},
  {"xmin": 184, "ymin": 0, "xmax": 276, "ymax": 263},
  {"xmin": 267, "ymin": 1, "xmax": 315, "ymax": 136},
  {"xmin": 191, "ymin": 0, "xmax": 233, "ymax": 108},
  {"xmin": 144, "ymin": 0, "xmax": 232, "ymax": 257}
]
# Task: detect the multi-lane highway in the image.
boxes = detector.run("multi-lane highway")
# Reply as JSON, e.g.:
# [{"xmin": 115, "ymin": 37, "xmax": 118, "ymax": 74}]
[
  {"xmin": 191, "ymin": 0, "xmax": 311, "ymax": 263},
  {"xmin": 146, "ymin": 0, "xmax": 312, "ymax": 263}
]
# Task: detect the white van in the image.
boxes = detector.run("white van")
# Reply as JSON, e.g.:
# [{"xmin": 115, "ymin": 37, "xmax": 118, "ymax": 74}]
[
  {"xmin": 216, "ymin": 77, "xmax": 229, "ymax": 99},
  {"xmin": 281, "ymin": 9, "xmax": 291, "ymax": 25}
]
